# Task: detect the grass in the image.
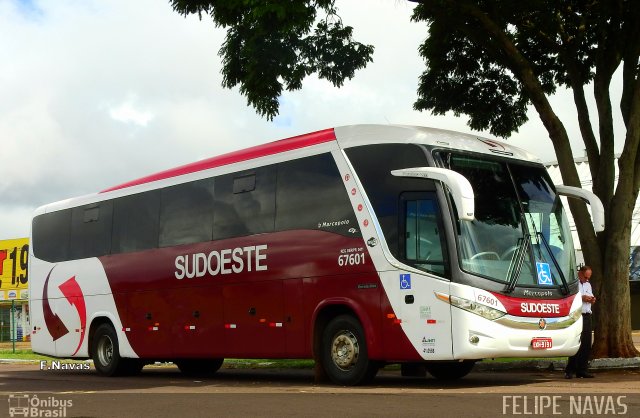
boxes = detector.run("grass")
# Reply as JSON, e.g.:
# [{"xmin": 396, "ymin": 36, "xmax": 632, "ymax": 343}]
[
  {"xmin": 0, "ymin": 349, "xmax": 56, "ymax": 361},
  {"xmin": 0, "ymin": 349, "xmax": 91, "ymax": 363}
]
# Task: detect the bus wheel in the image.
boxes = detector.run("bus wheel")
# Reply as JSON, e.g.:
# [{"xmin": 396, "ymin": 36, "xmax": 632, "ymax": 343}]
[
  {"xmin": 91, "ymin": 323, "xmax": 134, "ymax": 376},
  {"xmin": 176, "ymin": 359, "xmax": 224, "ymax": 377},
  {"xmin": 321, "ymin": 315, "xmax": 378, "ymax": 385},
  {"xmin": 426, "ymin": 361, "xmax": 475, "ymax": 380}
]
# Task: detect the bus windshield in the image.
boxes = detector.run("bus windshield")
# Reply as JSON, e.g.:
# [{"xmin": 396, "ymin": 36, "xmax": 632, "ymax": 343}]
[{"xmin": 442, "ymin": 153, "xmax": 577, "ymax": 288}]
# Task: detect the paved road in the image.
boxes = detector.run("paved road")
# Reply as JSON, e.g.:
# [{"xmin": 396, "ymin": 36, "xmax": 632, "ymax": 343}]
[{"xmin": 1, "ymin": 363, "xmax": 639, "ymax": 417}]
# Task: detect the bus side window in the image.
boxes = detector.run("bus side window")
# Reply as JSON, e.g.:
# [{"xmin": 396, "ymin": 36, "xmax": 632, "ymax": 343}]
[
  {"xmin": 401, "ymin": 195, "xmax": 447, "ymax": 277},
  {"xmin": 213, "ymin": 166, "xmax": 276, "ymax": 240},
  {"xmin": 69, "ymin": 202, "xmax": 113, "ymax": 260},
  {"xmin": 159, "ymin": 178, "xmax": 215, "ymax": 247},
  {"xmin": 112, "ymin": 191, "xmax": 160, "ymax": 254},
  {"xmin": 32, "ymin": 209, "xmax": 72, "ymax": 262},
  {"xmin": 275, "ymin": 153, "xmax": 358, "ymax": 236}
]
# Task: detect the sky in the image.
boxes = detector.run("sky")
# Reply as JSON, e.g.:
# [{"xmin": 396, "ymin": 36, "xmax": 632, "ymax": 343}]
[{"xmin": 0, "ymin": 0, "xmax": 625, "ymax": 240}]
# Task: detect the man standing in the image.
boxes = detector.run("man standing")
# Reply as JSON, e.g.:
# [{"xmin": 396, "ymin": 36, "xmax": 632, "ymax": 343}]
[{"xmin": 565, "ymin": 265, "xmax": 596, "ymax": 379}]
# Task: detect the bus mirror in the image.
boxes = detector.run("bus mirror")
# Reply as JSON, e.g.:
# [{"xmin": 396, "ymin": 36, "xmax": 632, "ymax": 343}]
[
  {"xmin": 554, "ymin": 185, "xmax": 605, "ymax": 232},
  {"xmin": 391, "ymin": 167, "xmax": 475, "ymax": 221}
]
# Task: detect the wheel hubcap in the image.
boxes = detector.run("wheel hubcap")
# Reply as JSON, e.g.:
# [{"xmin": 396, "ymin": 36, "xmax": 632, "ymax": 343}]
[
  {"xmin": 97, "ymin": 335, "xmax": 114, "ymax": 367},
  {"xmin": 331, "ymin": 330, "xmax": 359, "ymax": 370}
]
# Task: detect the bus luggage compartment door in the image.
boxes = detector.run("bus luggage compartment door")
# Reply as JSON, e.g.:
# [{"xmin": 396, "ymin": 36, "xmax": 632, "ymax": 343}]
[{"xmin": 222, "ymin": 281, "xmax": 285, "ymax": 357}]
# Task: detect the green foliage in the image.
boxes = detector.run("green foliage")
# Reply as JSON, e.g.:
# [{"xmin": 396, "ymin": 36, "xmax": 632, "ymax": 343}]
[
  {"xmin": 411, "ymin": 0, "xmax": 635, "ymax": 138},
  {"xmin": 413, "ymin": 14, "xmax": 531, "ymax": 137},
  {"xmin": 170, "ymin": 0, "xmax": 373, "ymax": 119}
]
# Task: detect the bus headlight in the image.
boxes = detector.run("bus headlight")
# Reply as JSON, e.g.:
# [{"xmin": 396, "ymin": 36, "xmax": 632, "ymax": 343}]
[{"xmin": 436, "ymin": 292, "xmax": 506, "ymax": 320}]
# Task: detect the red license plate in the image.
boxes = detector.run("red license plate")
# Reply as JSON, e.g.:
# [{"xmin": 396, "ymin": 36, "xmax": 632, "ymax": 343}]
[{"xmin": 531, "ymin": 337, "xmax": 553, "ymax": 349}]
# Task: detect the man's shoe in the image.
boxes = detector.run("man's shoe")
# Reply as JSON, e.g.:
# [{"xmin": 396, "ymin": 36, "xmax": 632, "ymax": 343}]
[
  {"xmin": 564, "ymin": 373, "xmax": 573, "ymax": 379},
  {"xmin": 576, "ymin": 372, "xmax": 595, "ymax": 378}
]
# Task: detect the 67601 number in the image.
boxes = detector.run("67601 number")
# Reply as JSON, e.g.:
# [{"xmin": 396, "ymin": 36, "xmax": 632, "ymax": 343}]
[{"xmin": 338, "ymin": 253, "xmax": 366, "ymax": 266}]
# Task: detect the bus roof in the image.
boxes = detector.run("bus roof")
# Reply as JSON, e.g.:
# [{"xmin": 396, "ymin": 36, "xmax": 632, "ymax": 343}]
[
  {"xmin": 100, "ymin": 128, "xmax": 337, "ymax": 193},
  {"xmin": 100, "ymin": 125, "xmax": 539, "ymax": 194}
]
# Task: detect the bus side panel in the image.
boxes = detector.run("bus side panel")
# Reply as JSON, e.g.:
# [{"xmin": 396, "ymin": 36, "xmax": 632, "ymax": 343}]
[
  {"xmin": 99, "ymin": 230, "xmax": 377, "ymax": 360},
  {"xmin": 171, "ymin": 284, "xmax": 224, "ymax": 358},
  {"xmin": 379, "ymin": 270, "xmax": 454, "ymax": 361},
  {"xmin": 101, "ymin": 251, "xmax": 175, "ymax": 359},
  {"xmin": 125, "ymin": 289, "xmax": 175, "ymax": 358},
  {"xmin": 222, "ymin": 280, "xmax": 285, "ymax": 357},
  {"xmin": 29, "ymin": 257, "xmax": 136, "ymax": 359},
  {"xmin": 283, "ymin": 278, "xmax": 306, "ymax": 357},
  {"xmin": 29, "ymin": 259, "xmax": 58, "ymax": 357},
  {"xmin": 378, "ymin": 288, "xmax": 430, "ymax": 362}
]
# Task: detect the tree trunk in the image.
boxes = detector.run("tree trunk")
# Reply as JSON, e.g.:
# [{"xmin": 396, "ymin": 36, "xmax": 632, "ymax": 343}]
[
  {"xmin": 591, "ymin": 186, "xmax": 640, "ymax": 358},
  {"xmin": 590, "ymin": 77, "xmax": 640, "ymax": 358}
]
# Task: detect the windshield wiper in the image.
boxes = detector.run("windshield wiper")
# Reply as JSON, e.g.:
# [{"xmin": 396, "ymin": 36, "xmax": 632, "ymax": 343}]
[
  {"xmin": 537, "ymin": 232, "xmax": 570, "ymax": 295},
  {"xmin": 504, "ymin": 235, "xmax": 529, "ymax": 294}
]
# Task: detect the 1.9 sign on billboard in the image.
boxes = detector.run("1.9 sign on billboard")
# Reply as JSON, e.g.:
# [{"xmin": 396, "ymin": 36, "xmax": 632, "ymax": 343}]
[{"xmin": 0, "ymin": 238, "xmax": 29, "ymax": 300}]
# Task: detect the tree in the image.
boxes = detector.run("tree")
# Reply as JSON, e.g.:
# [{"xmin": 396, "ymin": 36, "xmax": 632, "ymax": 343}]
[
  {"xmin": 169, "ymin": 0, "xmax": 373, "ymax": 120},
  {"xmin": 410, "ymin": 0, "xmax": 639, "ymax": 358},
  {"xmin": 171, "ymin": 0, "xmax": 639, "ymax": 358}
]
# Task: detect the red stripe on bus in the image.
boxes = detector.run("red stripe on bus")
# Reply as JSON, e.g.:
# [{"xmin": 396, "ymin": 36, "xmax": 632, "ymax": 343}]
[{"xmin": 101, "ymin": 128, "xmax": 336, "ymax": 193}]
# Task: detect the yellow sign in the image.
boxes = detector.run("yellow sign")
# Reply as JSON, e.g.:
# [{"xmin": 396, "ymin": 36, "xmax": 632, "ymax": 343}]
[{"xmin": 0, "ymin": 238, "xmax": 29, "ymax": 300}]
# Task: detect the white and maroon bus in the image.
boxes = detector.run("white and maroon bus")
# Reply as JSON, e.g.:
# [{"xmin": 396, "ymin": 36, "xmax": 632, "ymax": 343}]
[{"xmin": 28, "ymin": 125, "xmax": 604, "ymax": 385}]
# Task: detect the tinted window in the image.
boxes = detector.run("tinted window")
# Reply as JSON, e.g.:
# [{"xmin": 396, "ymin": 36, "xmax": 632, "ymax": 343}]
[
  {"xmin": 213, "ymin": 167, "xmax": 276, "ymax": 240},
  {"xmin": 233, "ymin": 175, "xmax": 256, "ymax": 193},
  {"xmin": 276, "ymin": 153, "xmax": 358, "ymax": 236},
  {"xmin": 69, "ymin": 202, "xmax": 113, "ymax": 259},
  {"xmin": 159, "ymin": 179, "xmax": 215, "ymax": 247},
  {"xmin": 112, "ymin": 191, "xmax": 160, "ymax": 253},
  {"xmin": 401, "ymin": 194, "xmax": 447, "ymax": 276},
  {"xmin": 32, "ymin": 209, "xmax": 72, "ymax": 262},
  {"xmin": 345, "ymin": 144, "xmax": 434, "ymax": 257}
]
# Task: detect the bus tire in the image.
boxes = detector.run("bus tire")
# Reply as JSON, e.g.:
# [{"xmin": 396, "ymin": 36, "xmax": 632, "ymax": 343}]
[
  {"xmin": 176, "ymin": 359, "xmax": 224, "ymax": 377},
  {"xmin": 91, "ymin": 323, "xmax": 133, "ymax": 376},
  {"xmin": 426, "ymin": 360, "xmax": 475, "ymax": 380},
  {"xmin": 321, "ymin": 315, "xmax": 378, "ymax": 386}
]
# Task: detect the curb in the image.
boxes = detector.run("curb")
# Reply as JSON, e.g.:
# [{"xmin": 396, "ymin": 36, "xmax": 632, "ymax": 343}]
[
  {"xmin": 476, "ymin": 357, "xmax": 640, "ymax": 372},
  {"xmin": 0, "ymin": 359, "xmax": 40, "ymax": 364}
]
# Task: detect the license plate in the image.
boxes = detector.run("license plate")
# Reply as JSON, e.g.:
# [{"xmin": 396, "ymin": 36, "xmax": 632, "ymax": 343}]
[{"xmin": 531, "ymin": 337, "xmax": 552, "ymax": 349}]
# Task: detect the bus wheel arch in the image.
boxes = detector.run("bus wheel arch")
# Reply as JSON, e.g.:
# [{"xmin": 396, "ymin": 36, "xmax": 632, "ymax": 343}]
[
  {"xmin": 87, "ymin": 316, "xmax": 112, "ymax": 359},
  {"xmin": 89, "ymin": 318, "xmax": 142, "ymax": 376}
]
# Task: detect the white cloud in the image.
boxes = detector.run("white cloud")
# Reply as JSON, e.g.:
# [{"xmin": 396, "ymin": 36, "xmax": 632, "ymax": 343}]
[
  {"xmin": 108, "ymin": 97, "xmax": 154, "ymax": 127},
  {"xmin": 0, "ymin": 0, "xmax": 625, "ymax": 239}
]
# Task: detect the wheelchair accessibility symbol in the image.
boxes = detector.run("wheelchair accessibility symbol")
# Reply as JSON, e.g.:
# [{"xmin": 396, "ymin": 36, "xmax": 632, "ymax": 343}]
[
  {"xmin": 400, "ymin": 274, "xmax": 411, "ymax": 290},
  {"xmin": 536, "ymin": 262, "xmax": 553, "ymax": 286}
]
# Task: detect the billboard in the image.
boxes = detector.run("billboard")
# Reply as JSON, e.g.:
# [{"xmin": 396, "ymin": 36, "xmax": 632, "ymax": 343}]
[{"xmin": 0, "ymin": 238, "xmax": 29, "ymax": 301}]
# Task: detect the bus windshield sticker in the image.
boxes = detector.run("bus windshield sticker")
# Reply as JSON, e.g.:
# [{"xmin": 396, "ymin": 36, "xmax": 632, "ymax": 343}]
[{"xmin": 536, "ymin": 262, "xmax": 553, "ymax": 286}]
